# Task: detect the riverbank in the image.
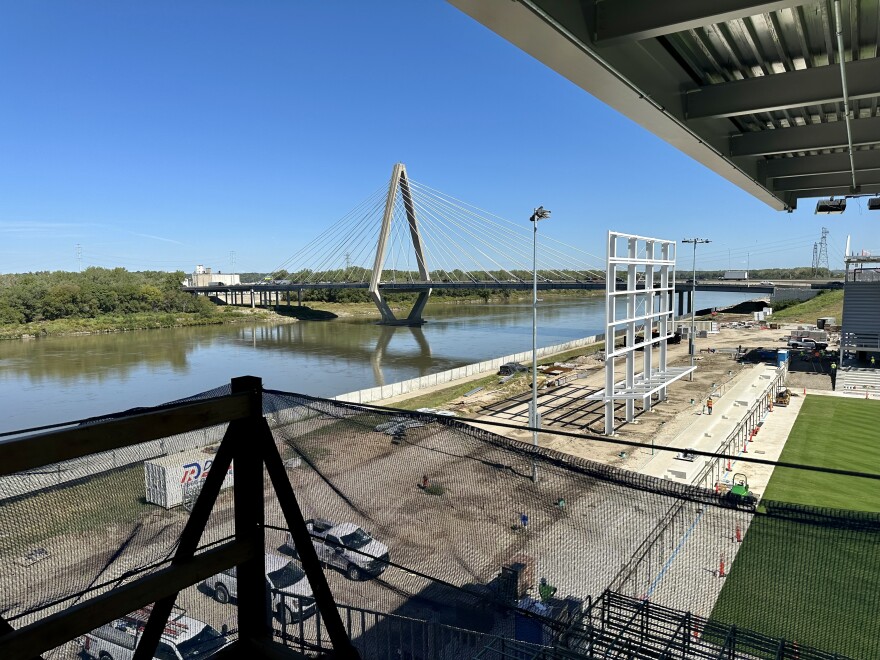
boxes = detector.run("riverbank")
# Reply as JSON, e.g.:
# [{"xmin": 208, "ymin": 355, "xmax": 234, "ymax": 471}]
[
  {"xmin": 0, "ymin": 306, "xmax": 296, "ymax": 341},
  {"xmin": 286, "ymin": 289, "xmax": 603, "ymax": 319},
  {"xmin": 0, "ymin": 290, "xmax": 603, "ymax": 339}
]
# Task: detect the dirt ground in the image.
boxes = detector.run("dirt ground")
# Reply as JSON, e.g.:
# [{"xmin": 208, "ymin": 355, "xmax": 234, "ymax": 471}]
[{"xmin": 381, "ymin": 316, "xmax": 834, "ymax": 471}]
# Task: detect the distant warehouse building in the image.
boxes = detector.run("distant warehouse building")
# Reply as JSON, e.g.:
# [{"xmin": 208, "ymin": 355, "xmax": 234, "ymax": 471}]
[
  {"xmin": 841, "ymin": 255, "xmax": 880, "ymax": 360},
  {"xmin": 186, "ymin": 265, "xmax": 240, "ymax": 287}
]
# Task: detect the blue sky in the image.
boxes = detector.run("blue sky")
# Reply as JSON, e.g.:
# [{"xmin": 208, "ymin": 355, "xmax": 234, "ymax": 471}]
[{"xmin": 0, "ymin": 1, "xmax": 872, "ymax": 275}]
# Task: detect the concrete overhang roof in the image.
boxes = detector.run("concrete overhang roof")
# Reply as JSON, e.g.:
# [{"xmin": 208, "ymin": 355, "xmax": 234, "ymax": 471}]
[{"xmin": 448, "ymin": 0, "xmax": 880, "ymax": 211}]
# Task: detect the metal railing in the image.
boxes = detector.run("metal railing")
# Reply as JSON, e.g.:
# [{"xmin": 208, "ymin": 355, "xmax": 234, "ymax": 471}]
[{"xmin": 608, "ymin": 365, "xmax": 787, "ymax": 598}]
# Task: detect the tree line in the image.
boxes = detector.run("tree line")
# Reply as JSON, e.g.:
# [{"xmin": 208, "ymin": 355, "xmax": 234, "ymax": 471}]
[{"xmin": 0, "ymin": 268, "xmax": 214, "ymax": 325}]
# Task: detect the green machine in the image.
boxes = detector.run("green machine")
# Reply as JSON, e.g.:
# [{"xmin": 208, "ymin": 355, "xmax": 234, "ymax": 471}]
[{"xmin": 727, "ymin": 473, "xmax": 757, "ymax": 510}]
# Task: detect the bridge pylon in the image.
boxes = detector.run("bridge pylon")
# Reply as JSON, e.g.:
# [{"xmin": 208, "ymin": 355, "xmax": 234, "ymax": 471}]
[{"xmin": 369, "ymin": 163, "xmax": 432, "ymax": 326}]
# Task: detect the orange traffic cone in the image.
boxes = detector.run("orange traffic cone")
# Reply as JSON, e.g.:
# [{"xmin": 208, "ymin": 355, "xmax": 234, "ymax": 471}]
[{"xmin": 719, "ymin": 554, "xmax": 726, "ymax": 577}]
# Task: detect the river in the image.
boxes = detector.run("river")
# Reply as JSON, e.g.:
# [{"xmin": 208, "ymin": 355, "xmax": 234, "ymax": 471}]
[{"xmin": 0, "ymin": 292, "xmax": 756, "ymax": 433}]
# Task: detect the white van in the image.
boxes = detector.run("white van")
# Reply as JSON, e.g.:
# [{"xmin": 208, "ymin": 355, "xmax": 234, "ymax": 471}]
[{"xmin": 201, "ymin": 553, "xmax": 316, "ymax": 624}]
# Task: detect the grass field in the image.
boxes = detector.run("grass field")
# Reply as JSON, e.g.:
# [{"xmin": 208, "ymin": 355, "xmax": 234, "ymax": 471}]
[
  {"xmin": 0, "ymin": 465, "xmax": 155, "ymax": 554},
  {"xmin": 770, "ymin": 289, "xmax": 843, "ymax": 323},
  {"xmin": 710, "ymin": 396, "xmax": 880, "ymax": 658}
]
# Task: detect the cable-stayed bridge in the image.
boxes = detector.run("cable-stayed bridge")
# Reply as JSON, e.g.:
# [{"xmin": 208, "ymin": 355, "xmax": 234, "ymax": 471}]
[{"xmin": 186, "ymin": 163, "xmax": 772, "ymax": 325}]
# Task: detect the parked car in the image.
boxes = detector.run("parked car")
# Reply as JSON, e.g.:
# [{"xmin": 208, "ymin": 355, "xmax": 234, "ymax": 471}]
[
  {"xmin": 286, "ymin": 519, "xmax": 389, "ymax": 581},
  {"xmin": 79, "ymin": 608, "xmax": 227, "ymax": 660},
  {"xmin": 787, "ymin": 338, "xmax": 828, "ymax": 351},
  {"xmin": 201, "ymin": 553, "xmax": 316, "ymax": 624}
]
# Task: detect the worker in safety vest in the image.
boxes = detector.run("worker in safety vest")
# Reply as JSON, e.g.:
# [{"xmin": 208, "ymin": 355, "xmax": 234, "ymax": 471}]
[{"xmin": 707, "ymin": 397, "xmax": 714, "ymax": 415}]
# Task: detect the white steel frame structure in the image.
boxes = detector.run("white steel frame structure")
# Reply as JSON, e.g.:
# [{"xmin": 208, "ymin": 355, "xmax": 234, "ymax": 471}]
[{"xmin": 588, "ymin": 231, "xmax": 695, "ymax": 435}]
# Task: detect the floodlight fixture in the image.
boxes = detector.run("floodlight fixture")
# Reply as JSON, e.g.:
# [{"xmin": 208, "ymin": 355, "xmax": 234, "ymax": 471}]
[
  {"xmin": 815, "ymin": 198, "xmax": 846, "ymax": 215},
  {"xmin": 530, "ymin": 206, "xmax": 551, "ymax": 223},
  {"xmin": 868, "ymin": 197, "xmax": 880, "ymax": 211}
]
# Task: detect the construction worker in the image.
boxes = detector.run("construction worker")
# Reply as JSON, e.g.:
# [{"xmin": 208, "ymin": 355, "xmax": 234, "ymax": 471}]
[
  {"xmin": 707, "ymin": 397, "xmax": 714, "ymax": 415},
  {"xmin": 872, "ymin": 355, "xmax": 877, "ymax": 368}
]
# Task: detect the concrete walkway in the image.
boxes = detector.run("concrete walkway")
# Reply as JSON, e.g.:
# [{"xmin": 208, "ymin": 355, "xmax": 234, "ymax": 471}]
[{"xmin": 637, "ymin": 364, "xmax": 782, "ymax": 489}]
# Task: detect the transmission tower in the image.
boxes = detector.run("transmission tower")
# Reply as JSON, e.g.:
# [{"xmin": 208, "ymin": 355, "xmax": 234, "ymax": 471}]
[
  {"xmin": 814, "ymin": 227, "xmax": 830, "ymax": 276},
  {"xmin": 811, "ymin": 242, "xmax": 818, "ymax": 274},
  {"xmin": 76, "ymin": 244, "xmax": 83, "ymax": 272}
]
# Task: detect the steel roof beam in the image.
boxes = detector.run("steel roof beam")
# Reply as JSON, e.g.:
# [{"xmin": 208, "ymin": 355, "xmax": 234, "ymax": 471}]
[
  {"xmin": 782, "ymin": 183, "xmax": 880, "ymax": 206},
  {"xmin": 764, "ymin": 150, "xmax": 880, "ymax": 178},
  {"xmin": 731, "ymin": 116, "xmax": 880, "ymax": 156},
  {"xmin": 687, "ymin": 58, "xmax": 880, "ymax": 118},
  {"xmin": 594, "ymin": 0, "xmax": 806, "ymax": 44},
  {"xmin": 772, "ymin": 170, "xmax": 880, "ymax": 192}
]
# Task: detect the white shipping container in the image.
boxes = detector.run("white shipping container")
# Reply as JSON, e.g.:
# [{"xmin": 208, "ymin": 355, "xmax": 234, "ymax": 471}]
[
  {"xmin": 144, "ymin": 449, "xmax": 234, "ymax": 509},
  {"xmin": 763, "ymin": 307, "xmax": 773, "ymax": 316}
]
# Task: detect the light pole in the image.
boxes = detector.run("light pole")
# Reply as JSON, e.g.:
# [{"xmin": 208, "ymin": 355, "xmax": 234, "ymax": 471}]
[
  {"xmin": 530, "ymin": 206, "xmax": 551, "ymax": 483},
  {"xmin": 682, "ymin": 238, "xmax": 710, "ymax": 381}
]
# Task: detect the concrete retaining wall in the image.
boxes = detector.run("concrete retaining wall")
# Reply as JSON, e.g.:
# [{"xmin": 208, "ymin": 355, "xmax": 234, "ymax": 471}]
[{"xmin": 335, "ymin": 333, "xmax": 604, "ymax": 404}]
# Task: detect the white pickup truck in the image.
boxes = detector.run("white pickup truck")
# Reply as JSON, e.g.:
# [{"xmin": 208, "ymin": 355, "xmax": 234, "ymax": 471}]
[
  {"xmin": 286, "ymin": 519, "xmax": 389, "ymax": 581},
  {"xmin": 787, "ymin": 338, "xmax": 829, "ymax": 351},
  {"xmin": 201, "ymin": 553, "xmax": 316, "ymax": 624},
  {"xmin": 79, "ymin": 608, "xmax": 227, "ymax": 660}
]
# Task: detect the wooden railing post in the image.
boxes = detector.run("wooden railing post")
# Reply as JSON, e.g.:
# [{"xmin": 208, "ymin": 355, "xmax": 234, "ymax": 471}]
[{"xmin": 231, "ymin": 376, "xmax": 271, "ymax": 643}]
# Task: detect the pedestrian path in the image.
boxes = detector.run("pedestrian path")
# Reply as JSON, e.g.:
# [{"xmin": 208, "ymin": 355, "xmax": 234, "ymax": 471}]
[{"xmin": 637, "ymin": 364, "xmax": 780, "ymax": 488}]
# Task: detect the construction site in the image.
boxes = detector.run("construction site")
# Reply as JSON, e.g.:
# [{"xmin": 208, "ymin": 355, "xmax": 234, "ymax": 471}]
[
  {"xmin": 1, "ymin": 275, "xmax": 879, "ymax": 660},
  {"xmin": 4, "ymin": 1, "xmax": 880, "ymax": 658}
]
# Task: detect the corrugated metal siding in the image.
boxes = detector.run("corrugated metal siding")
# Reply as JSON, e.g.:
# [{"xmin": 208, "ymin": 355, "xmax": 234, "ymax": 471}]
[
  {"xmin": 666, "ymin": 0, "xmax": 880, "ymax": 139},
  {"xmin": 842, "ymin": 281, "xmax": 880, "ymax": 349}
]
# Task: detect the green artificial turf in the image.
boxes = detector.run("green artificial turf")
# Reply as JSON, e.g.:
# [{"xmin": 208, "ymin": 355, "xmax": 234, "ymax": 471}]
[
  {"xmin": 709, "ymin": 396, "xmax": 880, "ymax": 659},
  {"xmin": 762, "ymin": 397, "xmax": 880, "ymax": 512}
]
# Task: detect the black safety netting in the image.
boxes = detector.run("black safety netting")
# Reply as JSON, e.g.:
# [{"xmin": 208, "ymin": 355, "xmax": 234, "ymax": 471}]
[{"xmin": 1, "ymin": 386, "xmax": 878, "ymax": 660}]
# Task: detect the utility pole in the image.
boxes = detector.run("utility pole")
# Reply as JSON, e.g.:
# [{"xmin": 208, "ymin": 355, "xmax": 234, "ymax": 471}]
[
  {"xmin": 529, "ymin": 206, "xmax": 551, "ymax": 483},
  {"xmin": 682, "ymin": 238, "xmax": 710, "ymax": 381},
  {"xmin": 230, "ymin": 251, "xmax": 236, "ymax": 275}
]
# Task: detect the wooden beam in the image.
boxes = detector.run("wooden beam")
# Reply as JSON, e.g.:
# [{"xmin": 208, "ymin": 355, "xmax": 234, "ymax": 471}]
[
  {"xmin": 0, "ymin": 541, "xmax": 256, "ymax": 660},
  {"xmin": 0, "ymin": 394, "xmax": 254, "ymax": 476}
]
